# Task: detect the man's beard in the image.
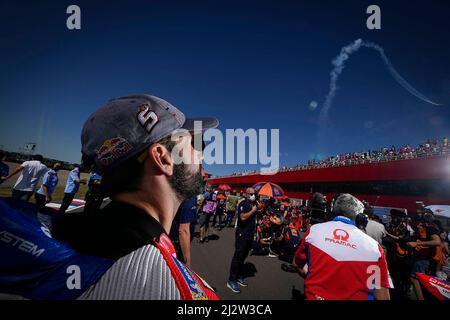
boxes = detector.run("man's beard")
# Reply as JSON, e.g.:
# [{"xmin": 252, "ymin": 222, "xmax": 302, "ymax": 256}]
[{"xmin": 170, "ymin": 163, "xmax": 205, "ymax": 201}]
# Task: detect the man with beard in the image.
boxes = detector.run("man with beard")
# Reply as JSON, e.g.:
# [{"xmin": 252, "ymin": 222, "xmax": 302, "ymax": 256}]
[{"xmin": 53, "ymin": 94, "xmax": 219, "ymax": 300}]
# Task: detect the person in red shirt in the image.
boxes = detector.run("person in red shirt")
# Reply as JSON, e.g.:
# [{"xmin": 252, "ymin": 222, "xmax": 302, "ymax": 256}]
[{"xmin": 294, "ymin": 193, "xmax": 391, "ymax": 300}]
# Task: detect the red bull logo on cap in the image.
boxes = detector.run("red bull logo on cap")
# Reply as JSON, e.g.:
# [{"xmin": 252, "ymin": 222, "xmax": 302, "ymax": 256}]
[{"xmin": 95, "ymin": 137, "xmax": 134, "ymax": 166}]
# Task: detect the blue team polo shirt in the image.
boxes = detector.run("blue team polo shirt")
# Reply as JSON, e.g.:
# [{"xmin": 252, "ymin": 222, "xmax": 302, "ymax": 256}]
[
  {"xmin": 64, "ymin": 168, "xmax": 80, "ymax": 194},
  {"xmin": 236, "ymin": 199, "xmax": 256, "ymax": 240},
  {"xmin": 37, "ymin": 169, "xmax": 59, "ymax": 196},
  {"xmin": 170, "ymin": 196, "xmax": 198, "ymax": 241}
]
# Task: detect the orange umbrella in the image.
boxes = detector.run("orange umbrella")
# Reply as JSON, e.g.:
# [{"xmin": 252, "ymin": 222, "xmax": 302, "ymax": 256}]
[{"xmin": 252, "ymin": 182, "xmax": 285, "ymax": 198}]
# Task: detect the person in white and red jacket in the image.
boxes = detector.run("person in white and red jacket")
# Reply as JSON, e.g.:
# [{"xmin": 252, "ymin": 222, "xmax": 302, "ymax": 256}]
[{"xmin": 294, "ymin": 193, "xmax": 391, "ymax": 300}]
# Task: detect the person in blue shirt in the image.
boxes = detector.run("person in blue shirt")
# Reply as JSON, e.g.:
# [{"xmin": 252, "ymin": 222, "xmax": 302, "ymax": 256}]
[
  {"xmin": 59, "ymin": 165, "xmax": 86, "ymax": 214},
  {"xmin": 169, "ymin": 196, "xmax": 199, "ymax": 268},
  {"xmin": 35, "ymin": 162, "xmax": 61, "ymax": 208},
  {"xmin": 0, "ymin": 151, "xmax": 9, "ymax": 184}
]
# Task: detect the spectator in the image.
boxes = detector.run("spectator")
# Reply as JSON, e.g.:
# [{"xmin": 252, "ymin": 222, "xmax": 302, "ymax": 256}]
[
  {"xmin": 219, "ymin": 137, "xmax": 449, "ymax": 177},
  {"xmin": 35, "ymin": 162, "xmax": 61, "ymax": 209},
  {"xmin": 434, "ymin": 231, "xmax": 449, "ymax": 275},
  {"xmin": 365, "ymin": 211, "xmax": 387, "ymax": 245},
  {"xmin": 169, "ymin": 195, "xmax": 198, "ymax": 268},
  {"xmin": 58, "ymin": 164, "xmax": 86, "ymax": 214},
  {"xmin": 6, "ymin": 154, "xmax": 48, "ymax": 201},
  {"xmin": 407, "ymin": 212, "xmax": 442, "ymax": 300},
  {"xmin": 213, "ymin": 195, "xmax": 226, "ymax": 229},
  {"xmin": 53, "ymin": 94, "xmax": 219, "ymax": 300},
  {"xmin": 204, "ymin": 185, "xmax": 212, "ymax": 201},
  {"xmin": 0, "ymin": 151, "xmax": 9, "ymax": 184},
  {"xmin": 198, "ymin": 192, "xmax": 217, "ymax": 243},
  {"xmin": 308, "ymin": 192, "xmax": 328, "ymax": 225},
  {"xmin": 278, "ymin": 215, "xmax": 302, "ymax": 263},
  {"xmin": 406, "ymin": 218, "xmax": 415, "ymax": 237},
  {"xmin": 384, "ymin": 214, "xmax": 413, "ymax": 299},
  {"xmin": 294, "ymin": 193, "xmax": 391, "ymax": 300},
  {"xmin": 225, "ymin": 190, "xmax": 239, "ymax": 227}
]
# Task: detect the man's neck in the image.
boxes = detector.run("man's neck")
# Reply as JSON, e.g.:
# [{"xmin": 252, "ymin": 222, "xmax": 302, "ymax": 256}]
[{"xmin": 113, "ymin": 190, "xmax": 181, "ymax": 234}]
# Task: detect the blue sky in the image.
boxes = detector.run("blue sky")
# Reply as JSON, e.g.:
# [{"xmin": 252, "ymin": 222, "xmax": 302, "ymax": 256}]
[{"xmin": 1, "ymin": 0, "xmax": 449, "ymax": 175}]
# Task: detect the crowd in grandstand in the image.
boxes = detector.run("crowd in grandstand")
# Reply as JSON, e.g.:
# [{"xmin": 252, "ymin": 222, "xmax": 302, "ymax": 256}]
[
  {"xmin": 299, "ymin": 137, "xmax": 450, "ymax": 170},
  {"xmin": 218, "ymin": 137, "xmax": 449, "ymax": 177}
]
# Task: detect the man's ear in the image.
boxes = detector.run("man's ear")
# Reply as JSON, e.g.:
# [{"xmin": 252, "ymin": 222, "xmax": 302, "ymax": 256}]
[{"xmin": 147, "ymin": 144, "xmax": 174, "ymax": 176}]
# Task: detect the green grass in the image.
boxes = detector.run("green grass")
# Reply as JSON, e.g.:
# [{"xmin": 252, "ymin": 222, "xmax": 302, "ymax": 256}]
[{"xmin": 0, "ymin": 184, "xmax": 89, "ymax": 203}]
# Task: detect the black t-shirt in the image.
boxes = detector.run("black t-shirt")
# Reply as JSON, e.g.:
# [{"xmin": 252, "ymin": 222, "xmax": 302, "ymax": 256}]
[
  {"xmin": 414, "ymin": 223, "xmax": 440, "ymax": 258},
  {"xmin": 236, "ymin": 199, "xmax": 256, "ymax": 239},
  {"xmin": 53, "ymin": 201, "xmax": 166, "ymax": 260}
]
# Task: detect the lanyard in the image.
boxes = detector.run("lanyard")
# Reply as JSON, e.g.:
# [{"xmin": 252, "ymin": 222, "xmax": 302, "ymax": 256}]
[{"xmin": 332, "ymin": 216, "xmax": 355, "ymax": 226}]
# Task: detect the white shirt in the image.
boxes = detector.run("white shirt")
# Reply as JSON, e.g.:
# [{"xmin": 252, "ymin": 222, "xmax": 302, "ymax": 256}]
[
  {"xmin": 365, "ymin": 219, "xmax": 386, "ymax": 245},
  {"xmin": 79, "ymin": 245, "xmax": 181, "ymax": 300},
  {"xmin": 13, "ymin": 161, "xmax": 48, "ymax": 192}
]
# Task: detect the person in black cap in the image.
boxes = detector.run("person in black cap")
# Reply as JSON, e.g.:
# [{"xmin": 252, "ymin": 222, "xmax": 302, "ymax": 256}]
[
  {"xmin": 54, "ymin": 94, "xmax": 219, "ymax": 300},
  {"xmin": 308, "ymin": 192, "xmax": 328, "ymax": 225}
]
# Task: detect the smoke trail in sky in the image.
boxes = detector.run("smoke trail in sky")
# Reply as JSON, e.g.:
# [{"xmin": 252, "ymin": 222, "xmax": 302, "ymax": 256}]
[
  {"xmin": 318, "ymin": 38, "xmax": 441, "ymax": 126},
  {"xmin": 317, "ymin": 38, "xmax": 442, "ymax": 152},
  {"xmin": 363, "ymin": 41, "xmax": 441, "ymax": 107}
]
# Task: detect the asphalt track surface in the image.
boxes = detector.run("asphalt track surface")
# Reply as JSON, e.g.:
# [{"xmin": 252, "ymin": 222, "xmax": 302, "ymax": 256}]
[
  {"xmin": 70, "ymin": 202, "xmax": 304, "ymax": 300},
  {"xmin": 190, "ymin": 225, "xmax": 304, "ymax": 300}
]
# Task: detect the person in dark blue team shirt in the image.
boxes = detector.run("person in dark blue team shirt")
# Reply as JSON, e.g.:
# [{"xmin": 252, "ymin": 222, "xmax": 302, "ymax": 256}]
[
  {"xmin": 227, "ymin": 187, "xmax": 261, "ymax": 293},
  {"xmin": 0, "ymin": 151, "xmax": 9, "ymax": 184},
  {"xmin": 170, "ymin": 195, "xmax": 198, "ymax": 268}
]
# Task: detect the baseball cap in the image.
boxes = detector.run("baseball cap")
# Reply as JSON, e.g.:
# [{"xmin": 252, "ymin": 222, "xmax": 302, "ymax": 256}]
[{"xmin": 81, "ymin": 94, "xmax": 219, "ymax": 173}]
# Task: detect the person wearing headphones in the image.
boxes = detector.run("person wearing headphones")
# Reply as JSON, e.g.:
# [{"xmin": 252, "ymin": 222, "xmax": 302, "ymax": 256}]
[{"xmin": 294, "ymin": 193, "xmax": 391, "ymax": 300}]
